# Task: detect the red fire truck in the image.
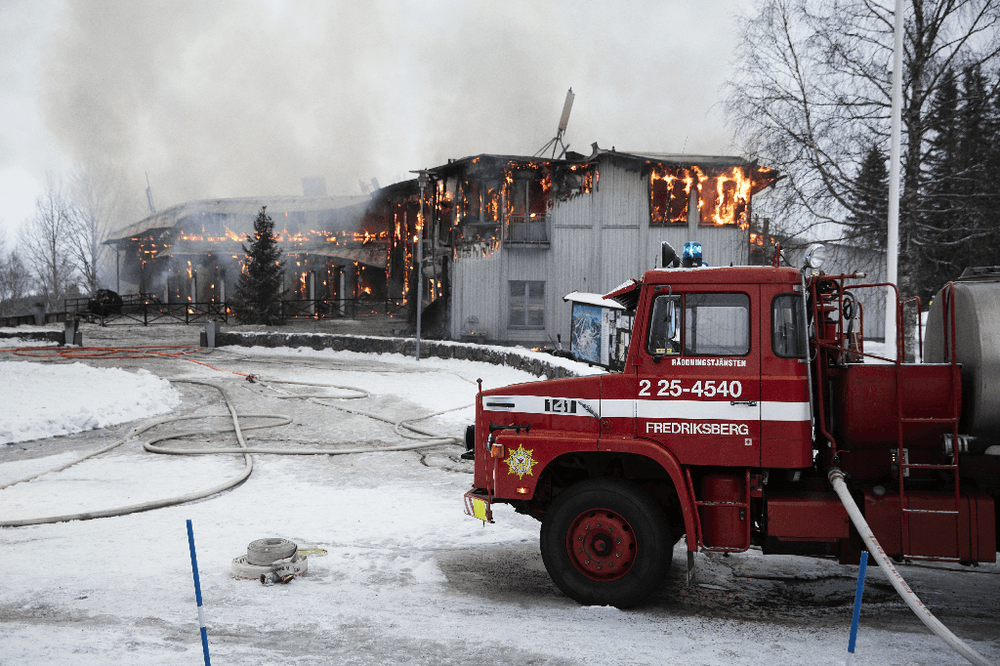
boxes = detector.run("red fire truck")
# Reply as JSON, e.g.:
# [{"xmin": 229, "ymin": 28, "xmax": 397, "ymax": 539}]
[{"xmin": 462, "ymin": 243, "xmax": 999, "ymax": 608}]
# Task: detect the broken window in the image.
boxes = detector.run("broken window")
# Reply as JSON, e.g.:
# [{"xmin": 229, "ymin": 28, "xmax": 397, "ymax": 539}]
[
  {"xmin": 649, "ymin": 166, "xmax": 692, "ymax": 226},
  {"xmin": 649, "ymin": 165, "xmax": 757, "ymax": 228},
  {"xmin": 507, "ymin": 173, "xmax": 549, "ymax": 244},
  {"xmin": 461, "ymin": 179, "xmax": 481, "ymax": 224},
  {"xmin": 551, "ymin": 163, "xmax": 597, "ymax": 201},
  {"xmin": 695, "ymin": 167, "xmax": 752, "ymax": 228},
  {"xmin": 457, "ymin": 178, "xmax": 502, "ymax": 250}
]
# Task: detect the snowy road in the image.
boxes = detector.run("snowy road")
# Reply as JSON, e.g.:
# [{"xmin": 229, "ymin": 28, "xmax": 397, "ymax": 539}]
[{"xmin": 0, "ymin": 333, "xmax": 997, "ymax": 665}]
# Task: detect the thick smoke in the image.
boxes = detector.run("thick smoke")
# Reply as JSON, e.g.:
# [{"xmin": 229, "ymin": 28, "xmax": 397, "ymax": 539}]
[{"xmin": 40, "ymin": 0, "xmax": 744, "ymax": 224}]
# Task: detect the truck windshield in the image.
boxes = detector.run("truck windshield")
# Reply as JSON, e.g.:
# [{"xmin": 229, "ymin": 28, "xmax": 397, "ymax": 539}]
[{"xmin": 684, "ymin": 293, "xmax": 751, "ymax": 356}]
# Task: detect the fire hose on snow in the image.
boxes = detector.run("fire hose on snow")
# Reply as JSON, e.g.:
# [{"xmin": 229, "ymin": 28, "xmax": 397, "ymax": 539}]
[
  {"xmin": 828, "ymin": 468, "xmax": 996, "ymax": 666},
  {"xmin": 0, "ymin": 376, "xmax": 467, "ymax": 528}
]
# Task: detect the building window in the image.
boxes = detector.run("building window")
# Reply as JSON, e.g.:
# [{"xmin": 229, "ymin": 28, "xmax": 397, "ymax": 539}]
[
  {"xmin": 684, "ymin": 293, "xmax": 750, "ymax": 356},
  {"xmin": 649, "ymin": 164, "xmax": 757, "ymax": 228},
  {"xmin": 697, "ymin": 167, "xmax": 751, "ymax": 227},
  {"xmin": 507, "ymin": 177, "xmax": 549, "ymax": 243},
  {"xmin": 509, "ymin": 280, "xmax": 545, "ymax": 328},
  {"xmin": 649, "ymin": 166, "xmax": 693, "ymax": 226}
]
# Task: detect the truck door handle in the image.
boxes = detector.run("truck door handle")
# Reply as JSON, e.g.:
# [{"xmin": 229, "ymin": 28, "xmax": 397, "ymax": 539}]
[{"xmin": 731, "ymin": 400, "xmax": 757, "ymax": 407}]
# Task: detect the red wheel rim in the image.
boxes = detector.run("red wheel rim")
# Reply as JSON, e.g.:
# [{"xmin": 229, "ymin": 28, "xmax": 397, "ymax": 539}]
[{"xmin": 566, "ymin": 508, "xmax": 636, "ymax": 581}]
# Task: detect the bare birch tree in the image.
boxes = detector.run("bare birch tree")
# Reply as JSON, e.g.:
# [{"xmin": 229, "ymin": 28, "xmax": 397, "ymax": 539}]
[
  {"xmin": 19, "ymin": 178, "xmax": 79, "ymax": 311},
  {"xmin": 67, "ymin": 162, "xmax": 131, "ymax": 296},
  {"xmin": 725, "ymin": 0, "xmax": 1000, "ymax": 298}
]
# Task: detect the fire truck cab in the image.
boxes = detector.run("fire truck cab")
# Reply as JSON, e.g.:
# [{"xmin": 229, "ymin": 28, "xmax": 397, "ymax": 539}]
[{"xmin": 463, "ymin": 244, "xmax": 998, "ymax": 608}]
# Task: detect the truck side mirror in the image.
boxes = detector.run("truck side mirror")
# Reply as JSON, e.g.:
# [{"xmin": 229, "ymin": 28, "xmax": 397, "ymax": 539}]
[{"xmin": 661, "ymin": 241, "xmax": 679, "ymax": 268}]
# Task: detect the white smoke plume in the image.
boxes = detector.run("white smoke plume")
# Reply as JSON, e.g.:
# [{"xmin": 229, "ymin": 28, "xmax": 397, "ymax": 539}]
[{"xmin": 29, "ymin": 0, "xmax": 744, "ymax": 226}]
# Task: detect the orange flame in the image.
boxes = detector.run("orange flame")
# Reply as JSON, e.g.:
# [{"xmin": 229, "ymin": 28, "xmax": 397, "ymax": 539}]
[{"xmin": 693, "ymin": 166, "xmax": 753, "ymax": 228}]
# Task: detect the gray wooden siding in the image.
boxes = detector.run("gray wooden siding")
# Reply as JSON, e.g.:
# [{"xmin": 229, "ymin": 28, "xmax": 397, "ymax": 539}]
[{"xmin": 451, "ymin": 161, "xmax": 750, "ymax": 347}]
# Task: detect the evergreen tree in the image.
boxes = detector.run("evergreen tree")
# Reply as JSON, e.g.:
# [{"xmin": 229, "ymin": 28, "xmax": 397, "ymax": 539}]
[
  {"xmin": 985, "ymin": 71, "xmax": 1000, "ymax": 267},
  {"xmin": 920, "ymin": 66, "xmax": 1000, "ymax": 296},
  {"xmin": 843, "ymin": 144, "xmax": 889, "ymax": 251},
  {"xmin": 959, "ymin": 65, "xmax": 1000, "ymax": 271},
  {"xmin": 919, "ymin": 68, "xmax": 962, "ymax": 297},
  {"xmin": 232, "ymin": 206, "xmax": 285, "ymax": 325}
]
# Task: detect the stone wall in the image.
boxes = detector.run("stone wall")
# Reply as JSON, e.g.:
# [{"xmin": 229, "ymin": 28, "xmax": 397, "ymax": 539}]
[
  {"xmin": 0, "ymin": 331, "xmax": 66, "ymax": 344},
  {"xmin": 215, "ymin": 331, "xmax": 581, "ymax": 380}
]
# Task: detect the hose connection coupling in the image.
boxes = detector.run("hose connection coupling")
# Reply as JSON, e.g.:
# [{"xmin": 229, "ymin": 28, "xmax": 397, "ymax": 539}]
[{"xmin": 827, "ymin": 467, "xmax": 846, "ymax": 485}]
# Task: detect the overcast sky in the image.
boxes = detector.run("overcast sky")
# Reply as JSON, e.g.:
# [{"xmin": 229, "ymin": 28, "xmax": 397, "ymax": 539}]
[{"xmin": 0, "ymin": 0, "xmax": 750, "ymax": 242}]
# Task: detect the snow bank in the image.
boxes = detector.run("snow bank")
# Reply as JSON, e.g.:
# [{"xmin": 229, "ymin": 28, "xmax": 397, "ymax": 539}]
[{"xmin": 0, "ymin": 362, "xmax": 180, "ymax": 444}]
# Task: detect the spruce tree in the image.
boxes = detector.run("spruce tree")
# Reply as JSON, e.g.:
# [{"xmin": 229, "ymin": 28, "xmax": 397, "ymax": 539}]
[
  {"xmin": 920, "ymin": 68, "xmax": 962, "ymax": 297},
  {"xmin": 232, "ymin": 206, "xmax": 285, "ymax": 325},
  {"xmin": 843, "ymin": 144, "xmax": 889, "ymax": 250},
  {"xmin": 985, "ymin": 71, "xmax": 1000, "ymax": 267},
  {"xmin": 957, "ymin": 65, "xmax": 998, "ymax": 271},
  {"xmin": 921, "ymin": 66, "xmax": 999, "ymax": 295}
]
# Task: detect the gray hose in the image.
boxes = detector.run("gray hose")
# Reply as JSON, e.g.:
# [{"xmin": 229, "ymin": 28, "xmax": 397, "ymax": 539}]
[
  {"xmin": 256, "ymin": 378, "xmax": 465, "ymax": 449},
  {"xmin": 1, "ymin": 377, "xmax": 467, "ymax": 527},
  {"xmin": 1, "ymin": 380, "xmax": 255, "ymax": 527},
  {"xmin": 828, "ymin": 468, "xmax": 996, "ymax": 666}
]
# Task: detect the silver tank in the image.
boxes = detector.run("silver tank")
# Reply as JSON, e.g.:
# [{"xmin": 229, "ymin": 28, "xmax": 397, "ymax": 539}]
[{"xmin": 924, "ymin": 270, "xmax": 1000, "ymax": 442}]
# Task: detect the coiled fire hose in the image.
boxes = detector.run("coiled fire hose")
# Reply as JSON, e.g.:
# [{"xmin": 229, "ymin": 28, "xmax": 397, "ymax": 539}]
[
  {"xmin": 0, "ymin": 376, "xmax": 467, "ymax": 528},
  {"xmin": 828, "ymin": 468, "xmax": 997, "ymax": 666}
]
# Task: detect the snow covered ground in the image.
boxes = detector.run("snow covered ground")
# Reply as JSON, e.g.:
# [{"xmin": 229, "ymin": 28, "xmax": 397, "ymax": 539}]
[
  {"xmin": 0, "ymin": 360, "xmax": 180, "ymax": 445},
  {"xmin": 0, "ymin": 336, "xmax": 996, "ymax": 665}
]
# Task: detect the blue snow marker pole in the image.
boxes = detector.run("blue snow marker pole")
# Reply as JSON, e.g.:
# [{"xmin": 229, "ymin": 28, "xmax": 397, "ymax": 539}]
[
  {"xmin": 846, "ymin": 550, "xmax": 869, "ymax": 665},
  {"xmin": 186, "ymin": 519, "xmax": 212, "ymax": 666}
]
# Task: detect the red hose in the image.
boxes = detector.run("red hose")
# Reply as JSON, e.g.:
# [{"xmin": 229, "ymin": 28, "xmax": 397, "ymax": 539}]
[{"xmin": 1, "ymin": 345, "xmax": 250, "ymax": 377}]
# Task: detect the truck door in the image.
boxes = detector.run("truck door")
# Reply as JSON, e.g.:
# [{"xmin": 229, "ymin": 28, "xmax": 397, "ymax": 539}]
[
  {"xmin": 634, "ymin": 287, "xmax": 761, "ymax": 466},
  {"xmin": 760, "ymin": 285, "xmax": 813, "ymax": 467}
]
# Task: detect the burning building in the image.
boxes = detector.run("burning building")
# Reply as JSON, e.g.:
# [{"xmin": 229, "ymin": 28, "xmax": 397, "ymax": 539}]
[
  {"xmin": 105, "ymin": 146, "xmax": 778, "ymax": 344},
  {"xmin": 104, "ymin": 194, "xmax": 386, "ymax": 315},
  {"xmin": 432, "ymin": 147, "xmax": 777, "ymax": 346}
]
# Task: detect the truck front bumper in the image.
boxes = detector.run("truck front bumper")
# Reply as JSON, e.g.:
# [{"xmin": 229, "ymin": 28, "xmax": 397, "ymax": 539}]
[{"xmin": 463, "ymin": 489, "xmax": 494, "ymax": 523}]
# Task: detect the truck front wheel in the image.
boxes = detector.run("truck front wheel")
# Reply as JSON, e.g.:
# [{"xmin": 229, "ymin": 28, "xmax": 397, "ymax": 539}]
[{"xmin": 540, "ymin": 478, "xmax": 672, "ymax": 608}]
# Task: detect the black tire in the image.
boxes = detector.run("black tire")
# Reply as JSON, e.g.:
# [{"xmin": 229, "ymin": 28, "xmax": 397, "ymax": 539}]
[{"xmin": 540, "ymin": 478, "xmax": 672, "ymax": 608}]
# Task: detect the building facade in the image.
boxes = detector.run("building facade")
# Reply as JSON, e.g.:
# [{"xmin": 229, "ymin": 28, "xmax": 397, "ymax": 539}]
[{"xmin": 105, "ymin": 147, "xmax": 778, "ymax": 346}]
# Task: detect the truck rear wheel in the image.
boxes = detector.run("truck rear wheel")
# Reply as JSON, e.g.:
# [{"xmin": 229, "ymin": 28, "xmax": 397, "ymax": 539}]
[{"xmin": 540, "ymin": 478, "xmax": 671, "ymax": 608}]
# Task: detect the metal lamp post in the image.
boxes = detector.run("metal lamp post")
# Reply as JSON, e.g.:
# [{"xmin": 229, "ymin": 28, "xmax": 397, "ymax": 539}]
[{"xmin": 415, "ymin": 170, "xmax": 428, "ymax": 360}]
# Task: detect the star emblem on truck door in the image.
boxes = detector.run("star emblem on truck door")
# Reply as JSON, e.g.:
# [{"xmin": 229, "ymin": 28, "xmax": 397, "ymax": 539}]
[{"xmin": 505, "ymin": 444, "xmax": 537, "ymax": 479}]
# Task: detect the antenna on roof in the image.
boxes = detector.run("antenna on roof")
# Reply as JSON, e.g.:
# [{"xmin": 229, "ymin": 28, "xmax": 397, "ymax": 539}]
[
  {"xmin": 145, "ymin": 172, "xmax": 156, "ymax": 214},
  {"xmin": 535, "ymin": 88, "xmax": 575, "ymax": 160}
]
